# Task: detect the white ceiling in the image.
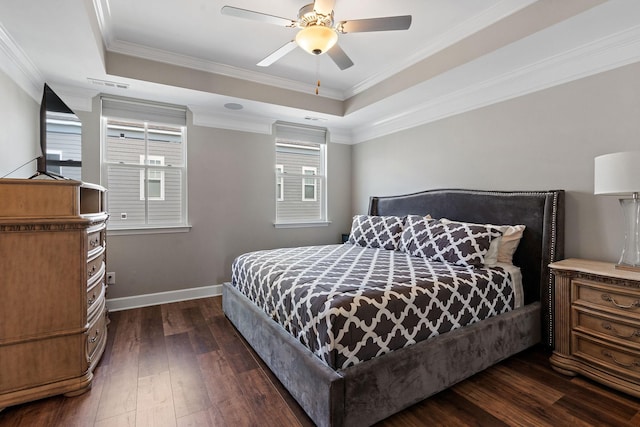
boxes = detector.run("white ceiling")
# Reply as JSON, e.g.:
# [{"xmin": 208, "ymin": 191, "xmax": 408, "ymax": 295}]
[{"xmin": 1, "ymin": 0, "xmax": 639, "ymax": 143}]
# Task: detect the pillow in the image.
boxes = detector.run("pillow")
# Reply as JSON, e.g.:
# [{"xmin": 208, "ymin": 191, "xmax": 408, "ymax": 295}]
[
  {"xmin": 402, "ymin": 217, "xmax": 502, "ymax": 267},
  {"xmin": 398, "ymin": 215, "xmax": 435, "ymax": 253},
  {"xmin": 496, "ymin": 224, "xmax": 526, "ymax": 264},
  {"xmin": 347, "ymin": 215, "xmax": 405, "ymax": 250},
  {"xmin": 440, "ymin": 219, "xmax": 525, "ymax": 265}
]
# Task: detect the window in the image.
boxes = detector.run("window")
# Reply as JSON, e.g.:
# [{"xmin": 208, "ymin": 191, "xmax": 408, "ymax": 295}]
[
  {"xmin": 139, "ymin": 155, "xmax": 165, "ymax": 200},
  {"xmin": 302, "ymin": 166, "xmax": 317, "ymax": 201},
  {"xmin": 101, "ymin": 97, "xmax": 187, "ymax": 231},
  {"xmin": 274, "ymin": 122, "xmax": 327, "ymax": 226}
]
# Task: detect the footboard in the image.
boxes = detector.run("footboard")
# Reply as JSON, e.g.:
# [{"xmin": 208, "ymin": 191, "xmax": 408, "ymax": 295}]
[{"xmin": 224, "ymin": 282, "xmax": 541, "ymax": 427}]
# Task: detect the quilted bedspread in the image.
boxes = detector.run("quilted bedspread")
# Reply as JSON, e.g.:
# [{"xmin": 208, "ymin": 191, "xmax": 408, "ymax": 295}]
[{"xmin": 231, "ymin": 244, "xmax": 516, "ymax": 370}]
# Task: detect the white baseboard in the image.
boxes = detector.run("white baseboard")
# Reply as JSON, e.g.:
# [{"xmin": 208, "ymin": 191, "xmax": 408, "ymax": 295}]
[{"xmin": 106, "ymin": 284, "xmax": 222, "ymax": 312}]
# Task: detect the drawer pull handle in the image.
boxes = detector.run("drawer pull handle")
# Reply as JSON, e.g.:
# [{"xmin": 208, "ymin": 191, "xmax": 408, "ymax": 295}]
[
  {"xmin": 89, "ymin": 329, "xmax": 100, "ymax": 343},
  {"xmin": 88, "ymin": 265, "xmax": 97, "ymax": 277},
  {"xmin": 88, "ymin": 293, "xmax": 96, "ymax": 306},
  {"xmin": 90, "ymin": 239, "xmax": 99, "ymax": 247},
  {"xmin": 601, "ymin": 322, "xmax": 640, "ymax": 339},
  {"xmin": 601, "ymin": 294, "xmax": 640, "ymax": 309},
  {"xmin": 602, "ymin": 350, "xmax": 640, "ymax": 369}
]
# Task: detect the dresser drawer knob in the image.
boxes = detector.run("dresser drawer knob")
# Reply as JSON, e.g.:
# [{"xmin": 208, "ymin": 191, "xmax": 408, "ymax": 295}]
[
  {"xmin": 601, "ymin": 294, "xmax": 640, "ymax": 309},
  {"xmin": 601, "ymin": 322, "xmax": 640, "ymax": 339},
  {"xmin": 601, "ymin": 350, "xmax": 640, "ymax": 369},
  {"xmin": 88, "ymin": 293, "xmax": 96, "ymax": 306},
  {"xmin": 88, "ymin": 265, "xmax": 97, "ymax": 277},
  {"xmin": 89, "ymin": 329, "xmax": 100, "ymax": 343}
]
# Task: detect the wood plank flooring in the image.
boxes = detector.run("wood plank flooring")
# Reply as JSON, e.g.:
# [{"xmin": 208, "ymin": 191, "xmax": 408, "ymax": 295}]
[{"xmin": 1, "ymin": 296, "xmax": 639, "ymax": 426}]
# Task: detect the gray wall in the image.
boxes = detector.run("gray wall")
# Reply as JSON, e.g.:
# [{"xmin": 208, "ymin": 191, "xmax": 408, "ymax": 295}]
[
  {"xmin": 0, "ymin": 69, "xmax": 39, "ymax": 178},
  {"xmin": 352, "ymin": 61, "xmax": 640, "ymax": 264},
  {"xmin": 103, "ymin": 114, "xmax": 352, "ymax": 298}
]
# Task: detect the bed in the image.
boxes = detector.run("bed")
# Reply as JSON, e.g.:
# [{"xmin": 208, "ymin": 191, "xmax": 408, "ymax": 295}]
[{"xmin": 223, "ymin": 189, "xmax": 565, "ymax": 426}]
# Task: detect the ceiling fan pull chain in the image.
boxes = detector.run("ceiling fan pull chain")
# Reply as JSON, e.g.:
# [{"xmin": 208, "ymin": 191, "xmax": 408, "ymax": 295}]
[{"xmin": 315, "ymin": 56, "xmax": 320, "ymax": 95}]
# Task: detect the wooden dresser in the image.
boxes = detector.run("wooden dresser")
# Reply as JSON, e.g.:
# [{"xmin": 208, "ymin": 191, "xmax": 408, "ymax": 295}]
[
  {"xmin": 550, "ymin": 258, "xmax": 640, "ymax": 397},
  {"xmin": 0, "ymin": 178, "xmax": 108, "ymax": 409}
]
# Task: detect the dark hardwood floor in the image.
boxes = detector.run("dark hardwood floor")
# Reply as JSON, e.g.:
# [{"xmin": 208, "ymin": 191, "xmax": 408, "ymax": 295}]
[{"xmin": 1, "ymin": 296, "xmax": 639, "ymax": 426}]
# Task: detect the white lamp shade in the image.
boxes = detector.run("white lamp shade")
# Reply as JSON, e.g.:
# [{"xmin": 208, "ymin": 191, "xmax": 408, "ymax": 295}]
[
  {"xmin": 295, "ymin": 26, "xmax": 338, "ymax": 55},
  {"xmin": 594, "ymin": 151, "xmax": 640, "ymax": 195}
]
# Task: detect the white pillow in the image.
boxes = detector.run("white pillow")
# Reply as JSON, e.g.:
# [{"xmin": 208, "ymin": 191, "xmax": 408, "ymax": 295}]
[{"xmin": 440, "ymin": 219, "xmax": 525, "ymax": 266}]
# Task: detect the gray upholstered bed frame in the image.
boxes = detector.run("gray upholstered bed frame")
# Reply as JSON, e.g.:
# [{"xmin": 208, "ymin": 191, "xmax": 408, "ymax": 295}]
[{"xmin": 223, "ymin": 189, "xmax": 565, "ymax": 426}]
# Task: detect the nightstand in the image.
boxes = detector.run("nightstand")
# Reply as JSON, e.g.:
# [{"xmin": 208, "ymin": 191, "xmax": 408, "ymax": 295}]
[{"xmin": 549, "ymin": 258, "xmax": 640, "ymax": 397}]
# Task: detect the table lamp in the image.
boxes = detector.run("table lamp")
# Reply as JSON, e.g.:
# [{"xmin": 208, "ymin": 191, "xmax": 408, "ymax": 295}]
[{"xmin": 594, "ymin": 151, "xmax": 640, "ymax": 271}]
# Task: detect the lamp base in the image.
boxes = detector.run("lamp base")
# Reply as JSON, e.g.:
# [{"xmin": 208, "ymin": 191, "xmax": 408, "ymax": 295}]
[
  {"xmin": 617, "ymin": 196, "xmax": 640, "ymax": 269},
  {"xmin": 615, "ymin": 263, "xmax": 640, "ymax": 273}
]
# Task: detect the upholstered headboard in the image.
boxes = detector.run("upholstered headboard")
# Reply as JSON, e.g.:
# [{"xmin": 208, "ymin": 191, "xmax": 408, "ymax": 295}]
[{"xmin": 369, "ymin": 189, "xmax": 565, "ymax": 346}]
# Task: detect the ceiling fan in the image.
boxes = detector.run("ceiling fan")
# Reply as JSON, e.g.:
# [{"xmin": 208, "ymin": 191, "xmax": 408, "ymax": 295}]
[{"xmin": 221, "ymin": 0, "xmax": 412, "ymax": 70}]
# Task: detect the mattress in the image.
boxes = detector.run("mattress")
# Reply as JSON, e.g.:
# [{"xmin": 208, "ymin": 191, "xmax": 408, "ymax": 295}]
[{"xmin": 231, "ymin": 243, "xmax": 521, "ymax": 370}]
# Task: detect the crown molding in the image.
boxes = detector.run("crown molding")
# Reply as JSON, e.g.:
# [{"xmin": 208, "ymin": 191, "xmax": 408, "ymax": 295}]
[
  {"xmin": 189, "ymin": 105, "xmax": 353, "ymax": 144},
  {"xmin": 326, "ymin": 127, "xmax": 352, "ymax": 145},
  {"xmin": 92, "ymin": 0, "xmax": 113, "ymax": 48},
  {"xmin": 189, "ymin": 106, "xmax": 273, "ymax": 135},
  {"xmin": 107, "ymin": 40, "xmax": 344, "ymax": 101},
  {"xmin": 0, "ymin": 22, "xmax": 43, "ymax": 101},
  {"xmin": 344, "ymin": 0, "xmax": 537, "ymax": 98},
  {"xmin": 351, "ymin": 24, "xmax": 640, "ymax": 144}
]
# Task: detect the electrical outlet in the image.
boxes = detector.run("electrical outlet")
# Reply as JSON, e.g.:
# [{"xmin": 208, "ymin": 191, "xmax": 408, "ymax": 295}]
[{"xmin": 106, "ymin": 272, "xmax": 116, "ymax": 285}]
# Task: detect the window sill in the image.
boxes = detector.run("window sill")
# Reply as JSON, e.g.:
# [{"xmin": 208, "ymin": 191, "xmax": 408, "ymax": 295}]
[
  {"xmin": 274, "ymin": 221, "xmax": 331, "ymax": 229},
  {"xmin": 107, "ymin": 225, "xmax": 192, "ymax": 236}
]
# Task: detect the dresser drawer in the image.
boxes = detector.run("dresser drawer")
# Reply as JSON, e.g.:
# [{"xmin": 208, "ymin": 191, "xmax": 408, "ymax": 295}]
[
  {"xmin": 87, "ymin": 278, "xmax": 105, "ymax": 319},
  {"xmin": 573, "ymin": 332, "xmax": 640, "ymax": 381},
  {"xmin": 573, "ymin": 279, "xmax": 640, "ymax": 316},
  {"xmin": 574, "ymin": 307, "xmax": 640, "ymax": 348},
  {"xmin": 86, "ymin": 304, "xmax": 107, "ymax": 363},
  {"xmin": 87, "ymin": 223, "xmax": 106, "ymax": 256},
  {"xmin": 87, "ymin": 251, "xmax": 105, "ymax": 284}
]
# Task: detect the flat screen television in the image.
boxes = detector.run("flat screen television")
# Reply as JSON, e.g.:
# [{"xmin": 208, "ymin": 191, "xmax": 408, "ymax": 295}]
[{"xmin": 33, "ymin": 84, "xmax": 82, "ymax": 179}]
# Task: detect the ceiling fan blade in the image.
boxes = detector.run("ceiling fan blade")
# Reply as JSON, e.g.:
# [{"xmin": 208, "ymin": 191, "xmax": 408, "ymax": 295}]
[
  {"xmin": 313, "ymin": 0, "xmax": 335, "ymax": 16},
  {"xmin": 257, "ymin": 41, "xmax": 298, "ymax": 67},
  {"xmin": 327, "ymin": 44, "xmax": 354, "ymax": 70},
  {"xmin": 338, "ymin": 15, "xmax": 412, "ymax": 33},
  {"xmin": 221, "ymin": 6, "xmax": 295, "ymax": 27}
]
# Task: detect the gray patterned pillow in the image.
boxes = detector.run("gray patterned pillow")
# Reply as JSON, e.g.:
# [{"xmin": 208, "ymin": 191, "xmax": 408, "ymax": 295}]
[
  {"xmin": 400, "ymin": 216, "xmax": 502, "ymax": 267},
  {"xmin": 348, "ymin": 215, "xmax": 405, "ymax": 250},
  {"xmin": 398, "ymin": 215, "xmax": 435, "ymax": 253}
]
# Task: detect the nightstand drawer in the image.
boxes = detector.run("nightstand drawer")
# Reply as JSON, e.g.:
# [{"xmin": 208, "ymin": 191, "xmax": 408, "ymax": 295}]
[
  {"xmin": 573, "ymin": 332, "xmax": 640, "ymax": 381},
  {"xmin": 574, "ymin": 307, "xmax": 640, "ymax": 347},
  {"xmin": 573, "ymin": 279, "xmax": 640, "ymax": 315}
]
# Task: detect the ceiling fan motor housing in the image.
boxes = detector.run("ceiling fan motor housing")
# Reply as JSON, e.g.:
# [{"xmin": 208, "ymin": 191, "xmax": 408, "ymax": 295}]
[{"xmin": 297, "ymin": 3, "xmax": 334, "ymax": 28}]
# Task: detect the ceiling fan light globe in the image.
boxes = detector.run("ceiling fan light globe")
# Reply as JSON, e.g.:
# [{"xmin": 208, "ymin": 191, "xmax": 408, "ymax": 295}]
[{"xmin": 295, "ymin": 25, "xmax": 338, "ymax": 56}]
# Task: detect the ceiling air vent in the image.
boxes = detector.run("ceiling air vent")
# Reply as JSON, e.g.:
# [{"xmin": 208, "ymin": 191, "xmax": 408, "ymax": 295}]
[{"xmin": 88, "ymin": 78, "xmax": 129, "ymax": 89}]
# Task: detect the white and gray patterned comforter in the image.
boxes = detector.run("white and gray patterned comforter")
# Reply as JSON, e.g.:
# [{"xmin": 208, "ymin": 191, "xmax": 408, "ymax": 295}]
[{"xmin": 231, "ymin": 243, "xmax": 517, "ymax": 370}]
